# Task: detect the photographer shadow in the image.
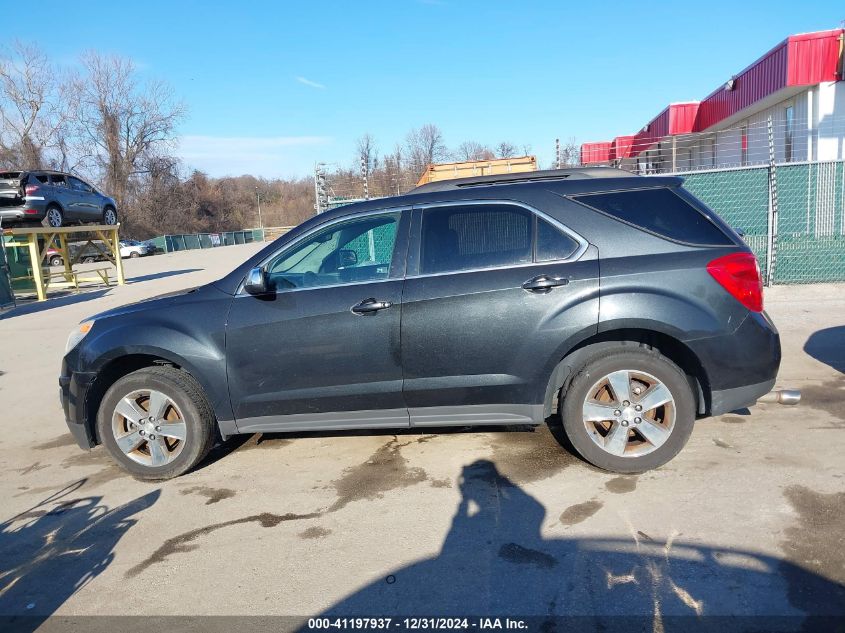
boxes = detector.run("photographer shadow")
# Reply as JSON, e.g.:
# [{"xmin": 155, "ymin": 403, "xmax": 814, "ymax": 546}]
[{"xmin": 322, "ymin": 460, "xmax": 844, "ymax": 631}]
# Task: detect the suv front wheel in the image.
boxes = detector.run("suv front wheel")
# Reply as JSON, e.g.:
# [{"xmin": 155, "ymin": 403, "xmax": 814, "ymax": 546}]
[
  {"xmin": 97, "ymin": 366, "xmax": 216, "ymax": 480},
  {"xmin": 561, "ymin": 347, "xmax": 695, "ymax": 473}
]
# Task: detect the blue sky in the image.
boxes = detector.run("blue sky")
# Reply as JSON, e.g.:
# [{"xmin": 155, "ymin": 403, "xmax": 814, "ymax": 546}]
[{"xmin": 9, "ymin": 0, "xmax": 844, "ymax": 177}]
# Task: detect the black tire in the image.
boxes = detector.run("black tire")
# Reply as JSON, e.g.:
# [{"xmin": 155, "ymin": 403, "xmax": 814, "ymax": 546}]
[
  {"xmin": 82, "ymin": 256, "xmax": 95, "ymax": 264},
  {"xmin": 42, "ymin": 205, "xmax": 64, "ymax": 228},
  {"xmin": 97, "ymin": 366, "xmax": 216, "ymax": 480},
  {"xmin": 560, "ymin": 345, "xmax": 695, "ymax": 474},
  {"xmin": 49, "ymin": 256, "xmax": 63, "ymax": 267},
  {"xmin": 103, "ymin": 206, "xmax": 118, "ymax": 226},
  {"xmin": 129, "ymin": 251, "xmax": 140, "ymax": 258}
]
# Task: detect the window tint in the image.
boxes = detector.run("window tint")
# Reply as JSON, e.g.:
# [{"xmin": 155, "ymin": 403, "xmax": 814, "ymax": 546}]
[
  {"xmin": 265, "ymin": 213, "xmax": 399, "ymax": 290},
  {"xmin": 421, "ymin": 205, "xmax": 532, "ymax": 274},
  {"xmin": 536, "ymin": 217, "xmax": 579, "ymax": 261},
  {"xmin": 69, "ymin": 177, "xmax": 93, "ymax": 192},
  {"xmin": 51, "ymin": 175, "xmax": 67, "ymax": 187},
  {"xmin": 571, "ymin": 188, "xmax": 732, "ymax": 245}
]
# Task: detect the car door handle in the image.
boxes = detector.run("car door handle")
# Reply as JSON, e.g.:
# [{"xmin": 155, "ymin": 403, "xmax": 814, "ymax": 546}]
[
  {"xmin": 351, "ymin": 298, "xmax": 393, "ymax": 314},
  {"xmin": 522, "ymin": 275, "xmax": 569, "ymax": 292}
]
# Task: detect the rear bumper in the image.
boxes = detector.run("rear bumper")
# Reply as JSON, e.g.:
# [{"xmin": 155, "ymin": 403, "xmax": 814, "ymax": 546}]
[
  {"xmin": 710, "ymin": 378, "xmax": 776, "ymax": 416},
  {"xmin": 0, "ymin": 205, "xmax": 44, "ymax": 223},
  {"xmin": 687, "ymin": 310, "xmax": 781, "ymax": 414},
  {"xmin": 59, "ymin": 363, "xmax": 98, "ymax": 449}
]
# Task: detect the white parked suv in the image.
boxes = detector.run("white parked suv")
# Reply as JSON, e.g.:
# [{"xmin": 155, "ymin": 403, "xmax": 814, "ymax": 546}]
[{"xmin": 119, "ymin": 240, "xmax": 151, "ymax": 258}]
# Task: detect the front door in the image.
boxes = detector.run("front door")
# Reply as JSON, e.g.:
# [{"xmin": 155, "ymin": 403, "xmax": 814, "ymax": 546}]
[
  {"xmin": 401, "ymin": 202, "xmax": 600, "ymax": 426},
  {"xmin": 226, "ymin": 209, "xmax": 410, "ymax": 433}
]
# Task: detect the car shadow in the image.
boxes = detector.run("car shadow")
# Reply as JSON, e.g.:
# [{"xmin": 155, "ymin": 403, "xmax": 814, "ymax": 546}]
[
  {"xmin": 313, "ymin": 459, "xmax": 844, "ymax": 631},
  {"xmin": 804, "ymin": 326, "xmax": 845, "ymax": 374},
  {"xmin": 126, "ymin": 268, "xmax": 202, "ymax": 284},
  {"xmin": 197, "ymin": 420, "xmax": 591, "ymax": 473},
  {"xmin": 0, "ymin": 480, "xmax": 159, "ymax": 631},
  {"xmin": 0, "ymin": 289, "xmax": 111, "ymax": 320}
]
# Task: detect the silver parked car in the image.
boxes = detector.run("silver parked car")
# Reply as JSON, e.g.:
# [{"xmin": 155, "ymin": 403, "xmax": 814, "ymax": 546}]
[{"xmin": 0, "ymin": 170, "xmax": 118, "ymax": 228}]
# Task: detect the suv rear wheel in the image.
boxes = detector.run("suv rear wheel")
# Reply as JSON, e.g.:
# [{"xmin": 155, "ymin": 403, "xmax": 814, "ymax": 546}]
[
  {"xmin": 103, "ymin": 206, "xmax": 117, "ymax": 225},
  {"xmin": 43, "ymin": 205, "xmax": 63, "ymax": 228},
  {"xmin": 560, "ymin": 347, "xmax": 695, "ymax": 473},
  {"xmin": 97, "ymin": 366, "xmax": 216, "ymax": 480}
]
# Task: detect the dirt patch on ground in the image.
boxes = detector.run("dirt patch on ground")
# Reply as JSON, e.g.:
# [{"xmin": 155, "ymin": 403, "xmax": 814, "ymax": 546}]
[
  {"xmin": 779, "ymin": 485, "xmax": 845, "ymax": 614},
  {"xmin": 498, "ymin": 542, "xmax": 557, "ymax": 569},
  {"xmin": 559, "ymin": 499, "xmax": 603, "ymax": 526},
  {"xmin": 720, "ymin": 416, "xmax": 747, "ymax": 424},
  {"xmin": 329, "ymin": 437, "xmax": 428, "ymax": 512},
  {"xmin": 488, "ymin": 425, "xmax": 581, "ymax": 484},
  {"xmin": 605, "ymin": 476, "xmax": 637, "ymax": 494},
  {"xmin": 180, "ymin": 485, "xmax": 236, "ymax": 505},
  {"xmin": 126, "ymin": 511, "xmax": 321, "ymax": 578},
  {"xmin": 299, "ymin": 526, "xmax": 331, "ymax": 540},
  {"xmin": 33, "ymin": 435, "xmax": 77, "ymax": 451},
  {"xmin": 799, "ymin": 377, "xmax": 845, "ymax": 427}
]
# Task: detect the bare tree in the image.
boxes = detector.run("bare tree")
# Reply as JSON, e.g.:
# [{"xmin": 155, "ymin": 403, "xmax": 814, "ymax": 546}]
[
  {"xmin": 455, "ymin": 140, "xmax": 494, "ymax": 161},
  {"xmin": 0, "ymin": 41, "xmax": 70, "ymax": 169},
  {"xmin": 495, "ymin": 141, "xmax": 518, "ymax": 158},
  {"xmin": 73, "ymin": 52, "xmax": 185, "ymax": 220},
  {"xmin": 405, "ymin": 124, "xmax": 448, "ymax": 175},
  {"xmin": 558, "ymin": 137, "xmax": 580, "ymax": 167}
]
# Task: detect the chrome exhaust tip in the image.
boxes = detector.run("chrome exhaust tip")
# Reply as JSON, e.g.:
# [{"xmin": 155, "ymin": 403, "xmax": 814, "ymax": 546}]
[{"xmin": 757, "ymin": 389, "xmax": 801, "ymax": 405}]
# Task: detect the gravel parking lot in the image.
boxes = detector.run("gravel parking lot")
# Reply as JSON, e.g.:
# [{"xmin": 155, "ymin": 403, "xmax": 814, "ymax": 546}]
[{"xmin": 0, "ymin": 244, "xmax": 843, "ymax": 628}]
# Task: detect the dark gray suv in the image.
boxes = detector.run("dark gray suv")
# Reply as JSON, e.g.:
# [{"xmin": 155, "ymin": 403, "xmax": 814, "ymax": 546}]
[
  {"xmin": 60, "ymin": 168, "xmax": 780, "ymax": 479},
  {"xmin": 0, "ymin": 170, "xmax": 118, "ymax": 227}
]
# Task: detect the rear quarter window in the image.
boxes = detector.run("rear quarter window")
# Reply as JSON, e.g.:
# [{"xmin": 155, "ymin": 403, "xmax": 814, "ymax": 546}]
[{"xmin": 571, "ymin": 187, "xmax": 733, "ymax": 246}]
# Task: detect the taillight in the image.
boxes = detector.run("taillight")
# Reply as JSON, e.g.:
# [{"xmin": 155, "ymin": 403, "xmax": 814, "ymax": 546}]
[
  {"xmin": 25, "ymin": 184, "xmax": 39, "ymax": 196},
  {"xmin": 707, "ymin": 252, "xmax": 763, "ymax": 312},
  {"xmin": 23, "ymin": 209, "xmax": 38, "ymax": 214}
]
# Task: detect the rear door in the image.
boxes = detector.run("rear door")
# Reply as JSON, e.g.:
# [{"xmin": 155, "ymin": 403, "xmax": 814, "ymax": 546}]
[
  {"xmin": 401, "ymin": 201, "xmax": 600, "ymax": 427},
  {"xmin": 68, "ymin": 177, "xmax": 99, "ymax": 220},
  {"xmin": 50, "ymin": 174, "xmax": 78, "ymax": 218}
]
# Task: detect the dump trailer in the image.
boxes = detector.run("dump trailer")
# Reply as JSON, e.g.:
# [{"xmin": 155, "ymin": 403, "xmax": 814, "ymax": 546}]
[{"xmin": 415, "ymin": 155, "xmax": 537, "ymax": 186}]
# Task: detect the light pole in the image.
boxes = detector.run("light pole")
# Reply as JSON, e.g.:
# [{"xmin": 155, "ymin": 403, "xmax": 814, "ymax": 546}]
[{"xmin": 255, "ymin": 187, "xmax": 263, "ymax": 230}]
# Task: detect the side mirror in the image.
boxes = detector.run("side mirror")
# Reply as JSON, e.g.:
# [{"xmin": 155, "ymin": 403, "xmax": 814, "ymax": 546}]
[
  {"xmin": 339, "ymin": 249, "xmax": 358, "ymax": 268},
  {"xmin": 244, "ymin": 266, "xmax": 268, "ymax": 294}
]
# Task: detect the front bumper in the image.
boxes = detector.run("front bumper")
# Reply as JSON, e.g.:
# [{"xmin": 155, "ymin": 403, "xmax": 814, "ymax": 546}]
[{"xmin": 59, "ymin": 361, "xmax": 98, "ymax": 449}]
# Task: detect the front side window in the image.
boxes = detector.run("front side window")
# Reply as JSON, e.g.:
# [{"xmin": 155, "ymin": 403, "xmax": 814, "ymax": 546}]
[
  {"xmin": 265, "ymin": 212, "xmax": 400, "ymax": 290},
  {"xmin": 421, "ymin": 205, "xmax": 532, "ymax": 274}
]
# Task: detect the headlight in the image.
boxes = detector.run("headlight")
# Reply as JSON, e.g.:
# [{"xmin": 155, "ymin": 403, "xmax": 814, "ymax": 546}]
[{"xmin": 66, "ymin": 321, "xmax": 95, "ymax": 353}]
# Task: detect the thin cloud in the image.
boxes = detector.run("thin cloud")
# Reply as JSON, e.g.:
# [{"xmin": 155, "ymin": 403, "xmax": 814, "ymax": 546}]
[
  {"xmin": 295, "ymin": 76, "xmax": 325, "ymax": 89},
  {"xmin": 178, "ymin": 135, "xmax": 333, "ymax": 178}
]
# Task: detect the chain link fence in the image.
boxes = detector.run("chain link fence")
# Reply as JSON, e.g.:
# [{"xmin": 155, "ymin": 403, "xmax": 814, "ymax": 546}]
[{"xmin": 678, "ymin": 160, "xmax": 845, "ymax": 284}]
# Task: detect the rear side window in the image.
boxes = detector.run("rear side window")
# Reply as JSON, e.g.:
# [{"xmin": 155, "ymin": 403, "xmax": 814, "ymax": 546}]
[
  {"xmin": 571, "ymin": 187, "xmax": 732, "ymax": 245},
  {"xmin": 421, "ymin": 205, "xmax": 532, "ymax": 274},
  {"xmin": 536, "ymin": 217, "xmax": 579, "ymax": 261}
]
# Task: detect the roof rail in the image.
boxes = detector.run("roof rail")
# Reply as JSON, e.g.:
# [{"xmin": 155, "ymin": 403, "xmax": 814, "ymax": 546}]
[{"xmin": 410, "ymin": 166, "xmax": 639, "ymax": 193}]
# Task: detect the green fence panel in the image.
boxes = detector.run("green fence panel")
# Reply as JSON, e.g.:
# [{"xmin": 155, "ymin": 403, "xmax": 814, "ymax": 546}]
[
  {"xmin": 774, "ymin": 161, "xmax": 845, "ymax": 283},
  {"xmin": 682, "ymin": 166, "xmax": 771, "ymax": 278}
]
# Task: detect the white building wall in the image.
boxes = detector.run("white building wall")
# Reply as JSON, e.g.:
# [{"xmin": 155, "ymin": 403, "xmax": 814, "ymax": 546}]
[
  {"xmin": 661, "ymin": 84, "xmax": 844, "ymax": 173},
  {"xmin": 815, "ymin": 80, "xmax": 845, "ymax": 161}
]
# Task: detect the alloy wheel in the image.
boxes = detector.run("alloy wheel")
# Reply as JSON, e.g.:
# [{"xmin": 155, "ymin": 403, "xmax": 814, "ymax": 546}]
[
  {"xmin": 581, "ymin": 369, "xmax": 675, "ymax": 458},
  {"xmin": 112, "ymin": 389, "xmax": 187, "ymax": 467},
  {"xmin": 47, "ymin": 208, "xmax": 62, "ymax": 227}
]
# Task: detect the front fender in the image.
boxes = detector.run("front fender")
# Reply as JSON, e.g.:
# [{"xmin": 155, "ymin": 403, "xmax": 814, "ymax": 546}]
[{"xmin": 78, "ymin": 288, "xmax": 234, "ymax": 424}]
